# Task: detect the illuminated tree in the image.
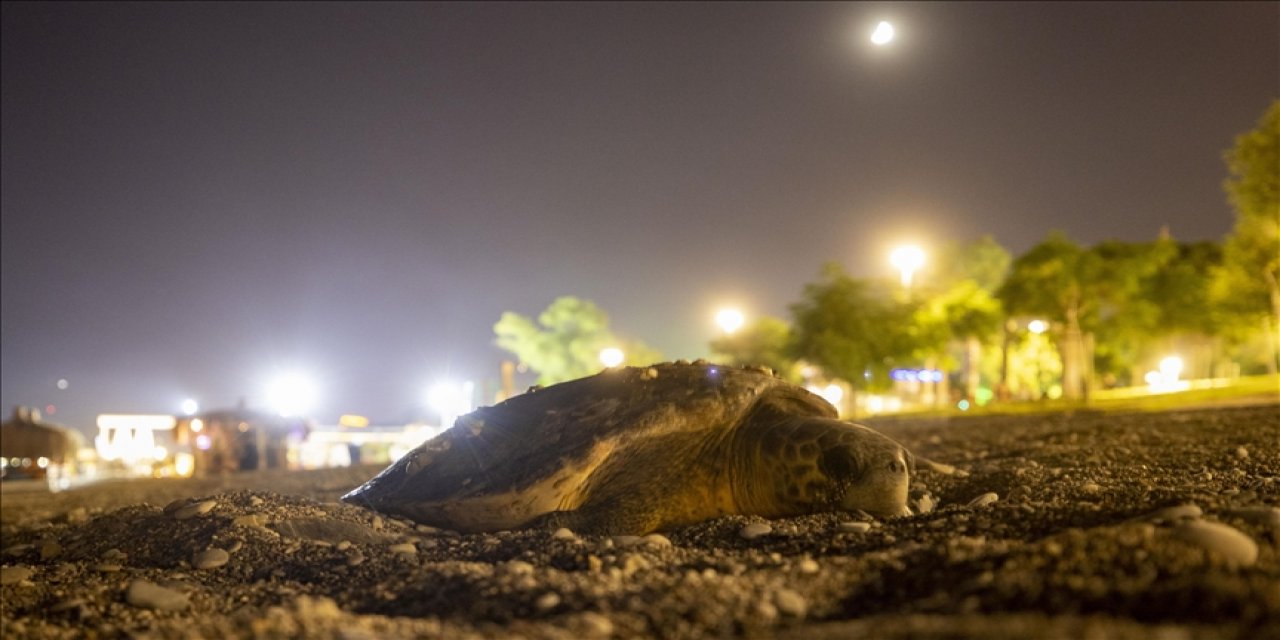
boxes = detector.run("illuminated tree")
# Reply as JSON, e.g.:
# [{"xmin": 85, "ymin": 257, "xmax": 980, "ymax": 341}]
[
  {"xmin": 788, "ymin": 263, "xmax": 917, "ymax": 390},
  {"xmin": 1218, "ymin": 100, "xmax": 1280, "ymax": 373},
  {"xmin": 494, "ymin": 296, "xmax": 663, "ymax": 385},
  {"xmin": 919, "ymin": 236, "xmax": 1010, "ymax": 401}
]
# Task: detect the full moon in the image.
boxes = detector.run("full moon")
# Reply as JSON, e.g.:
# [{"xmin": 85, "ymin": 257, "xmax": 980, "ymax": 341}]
[{"xmin": 871, "ymin": 20, "xmax": 895, "ymax": 45}]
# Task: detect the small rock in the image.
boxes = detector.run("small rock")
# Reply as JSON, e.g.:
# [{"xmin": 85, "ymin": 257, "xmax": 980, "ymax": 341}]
[
  {"xmin": 92, "ymin": 563, "xmax": 122, "ymax": 573},
  {"xmin": 125, "ymin": 580, "xmax": 189, "ymax": 611},
  {"xmin": 1082, "ymin": 481, "xmax": 1101, "ymax": 493},
  {"xmin": 335, "ymin": 540, "xmax": 352, "ymax": 551},
  {"xmin": 535, "ymin": 591, "xmax": 561, "ymax": 611},
  {"xmin": 797, "ymin": 557, "xmax": 820, "ymax": 574},
  {"xmin": 249, "ymin": 496, "xmax": 265, "ymax": 506},
  {"xmin": 193, "ymin": 548, "xmax": 230, "ymax": 570},
  {"xmin": 1174, "ymin": 520, "xmax": 1259, "ymax": 566},
  {"xmin": 3, "ymin": 544, "xmax": 33, "ymax": 558},
  {"xmin": 502, "ymin": 559, "xmax": 535, "ymax": 576},
  {"xmin": 739, "ymin": 523, "xmax": 772, "ymax": 540},
  {"xmin": 39, "ymin": 540, "xmax": 62, "ymax": 560},
  {"xmin": 172, "ymin": 499, "xmax": 217, "ymax": 521},
  {"xmin": 610, "ymin": 535, "xmax": 643, "ymax": 548},
  {"xmin": 642, "ymin": 533, "xmax": 673, "ymax": 548},
  {"xmin": 345, "ymin": 551, "xmax": 365, "ymax": 567},
  {"xmin": 551, "ymin": 528, "xmax": 577, "ymax": 541},
  {"xmin": 1234, "ymin": 446, "xmax": 1249, "ymax": 459},
  {"xmin": 0, "ymin": 566, "xmax": 34, "ymax": 585},
  {"xmin": 837, "ymin": 521, "xmax": 872, "ymax": 534},
  {"xmin": 967, "ymin": 492, "xmax": 999, "ymax": 508},
  {"xmin": 227, "ymin": 540, "xmax": 243, "ymax": 553},
  {"xmin": 916, "ymin": 494, "xmax": 936, "ymax": 514},
  {"xmin": 577, "ymin": 611, "xmax": 614, "ymax": 638},
  {"xmin": 774, "ymin": 588, "xmax": 808, "ymax": 617},
  {"xmin": 388, "ymin": 543, "xmax": 417, "ymax": 555}
]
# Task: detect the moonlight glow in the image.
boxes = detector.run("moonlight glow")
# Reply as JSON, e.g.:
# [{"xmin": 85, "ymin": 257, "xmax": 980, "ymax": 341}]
[{"xmin": 871, "ymin": 21, "xmax": 895, "ymax": 45}]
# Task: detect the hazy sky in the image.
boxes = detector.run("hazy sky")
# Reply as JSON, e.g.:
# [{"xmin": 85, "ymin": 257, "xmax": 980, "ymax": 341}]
[{"xmin": 3, "ymin": 2, "xmax": 1276, "ymax": 432}]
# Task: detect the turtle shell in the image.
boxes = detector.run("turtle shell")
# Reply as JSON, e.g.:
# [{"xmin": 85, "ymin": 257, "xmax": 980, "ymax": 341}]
[{"xmin": 341, "ymin": 362, "xmax": 836, "ymax": 532}]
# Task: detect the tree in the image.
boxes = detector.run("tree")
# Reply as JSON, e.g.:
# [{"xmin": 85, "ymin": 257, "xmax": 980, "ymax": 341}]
[
  {"xmin": 788, "ymin": 263, "xmax": 919, "ymax": 390},
  {"xmin": 494, "ymin": 296, "xmax": 663, "ymax": 385},
  {"xmin": 920, "ymin": 236, "xmax": 1010, "ymax": 401},
  {"xmin": 997, "ymin": 233, "xmax": 1099, "ymax": 400},
  {"xmin": 1219, "ymin": 100, "xmax": 1280, "ymax": 372},
  {"xmin": 708, "ymin": 316, "xmax": 799, "ymax": 381}
]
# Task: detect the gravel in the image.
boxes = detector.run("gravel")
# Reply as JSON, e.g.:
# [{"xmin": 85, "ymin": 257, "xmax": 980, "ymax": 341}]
[{"xmin": 1, "ymin": 403, "xmax": 1277, "ymax": 639}]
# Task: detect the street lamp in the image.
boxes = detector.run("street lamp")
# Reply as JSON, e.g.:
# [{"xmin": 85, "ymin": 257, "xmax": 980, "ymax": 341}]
[
  {"xmin": 870, "ymin": 21, "xmax": 895, "ymax": 46},
  {"xmin": 715, "ymin": 308, "xmax": 745, "ymax": 335},
  {"xmin": 599, "ymin": 347, "xmax": 625, "ymax": 368},
  {"xmin": 266, "ymin": 372, "xmax": 318, "ymax": 417},
  {"xmin": 180, "ymin": 398, "xmax": 199, "ymax": 416},
  {"xmin": 890, "ymin": 245, "xmax": 926, "ymax": 288}
]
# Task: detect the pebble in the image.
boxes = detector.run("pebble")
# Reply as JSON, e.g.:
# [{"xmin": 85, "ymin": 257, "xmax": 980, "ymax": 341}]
[
  {"xmin": 774, "ymin": 588, "xmax": 808, "ymax": 617},
  {"xmin": 335, "ymin": 540, "xmax": 352, "ymax": 551},
  {"xmin": 0, "ymin": 566, "xmax": 34, "ymax": 585},
  {"xmin": 837, "ymin": 521, "xmax": 872, "ymax": 534},
  {"xmin": 172, "ymin": 499, "xmax": 218, "ymax": 521},
  {"xmin": 388, "ymin": 543, "xmax": 417, "ymax": 555},
  {"xmin": 916, "ymin": 494, "xmax": 936, "ymax": 514},
  {"xmin": 193, "ymin": 548, "xmax": 230, "ymax": 570},
  {"xmin": 797, "ymin": 557, "xmax": 820, "ymax": 574},
  {"xmin": 345, "ymin": 551, "xmax": 366, "ymax": 567},
  {"xmin": 642, "ymin": 533, "xmax": 673, "ymax": 548},
  {"xmin": 1082, "ymin": 481, "xmax": 1101, "ymax": 493},
  {"xmin": 92, "ymin": 563, "xmax": 122, "ymax": 573},
  {"xmin": 502, "ymin": 560, "xmax": 536, "ymax": 576},
  {"xmin": 967, "ymin": 492, "xmax": 999, "ymax": 508},
  {"xmin": 125, "ymin": 580, "xmax": 189, "ymax": 611},
  {"xmin": 610, "ymin": 536, "xmax": 643, "ymax": 548},
  {"xmin": 577, "ymin": 611, "xmax": 614, "ymax": 637},
  {"xmin": 739, "ymin": 523, "xmax": 772, "ymax": 540},
  {"xmin": 249, "ymin": 496, "xmax": 265, "ymax": 506},
  {"xmin": 1173, "ymin": 520, "xmax": 1259, "ymax": 566},
  {"xmin": 551, "ymin": 528, "xmax": 577, "ymax": 541},
  {"xmin": 1234, "ymin": 446, "xmax": 1249, "ymax": 459},
  {"xmin": 39, "ymin": 540, "xmax": 62, "ymax": 560},
  {"xmin": 535, "ymin": 591, "xmax": 561, "ymax": 611}
]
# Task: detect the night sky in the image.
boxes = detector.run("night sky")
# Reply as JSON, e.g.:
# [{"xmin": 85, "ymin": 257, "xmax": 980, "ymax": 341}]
[{"xmin": 3, "ymin": 2, "xmax": 1276, "ymax": 433}]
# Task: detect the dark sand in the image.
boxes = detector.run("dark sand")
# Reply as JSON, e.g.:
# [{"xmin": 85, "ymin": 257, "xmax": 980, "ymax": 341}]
[{"xmin": 2, "ymin": 404, "xmax": 1277, "ymax": 638}]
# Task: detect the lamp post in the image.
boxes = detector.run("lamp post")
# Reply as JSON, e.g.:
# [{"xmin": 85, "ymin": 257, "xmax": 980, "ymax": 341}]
[{"xmin": 715, "ymin": 308, "xmax": 745, "ymax": 335}]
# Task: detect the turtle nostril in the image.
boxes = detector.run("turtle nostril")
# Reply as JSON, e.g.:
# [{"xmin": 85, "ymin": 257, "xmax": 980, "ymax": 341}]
[{"xmin": 888, "ymin": 460, "xmax": 902, "ymax": 473}]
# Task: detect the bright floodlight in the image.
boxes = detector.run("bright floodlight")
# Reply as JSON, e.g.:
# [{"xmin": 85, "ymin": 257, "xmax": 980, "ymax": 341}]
[
  {"xmin": 180, "ymin": 398, "xmax": 199, "ymax": 416},
  {"xmin": 1158, "ymin": 356, "xmax": 1184, "ymax": 381},
  {"xmin": 1027, "ymin": 320, "xmax": 1048, "ymax": 335},
  {"xmin": 428, "ymin": 380, "xmax": 474, "ymax": 428},
  {"xmin": 890, "ymin": 245, "xmax": 926, "ymax": 288},
  {"xmin": 715, "ymin": 308, "xmax": 746, "ymax": 335},
  {"xmin": 871, "ymin": 21, "xmax": 895, "ymax": 45},
  {"xmin": 266, "ymin": 373, "xmax": 318, "ymax": 417},
  {"xmin": 599, "ymin": 347, "xmax": 625, "ymax": 368}
]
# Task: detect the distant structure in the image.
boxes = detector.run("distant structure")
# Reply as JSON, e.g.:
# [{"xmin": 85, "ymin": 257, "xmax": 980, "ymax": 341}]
[
  {"xmin": 0, "ymin": 406, "xmax": 83, "ymax": 488},
  {"xmin": 173, "ymin": 407, "xmax": 311, "ymax": 476}
]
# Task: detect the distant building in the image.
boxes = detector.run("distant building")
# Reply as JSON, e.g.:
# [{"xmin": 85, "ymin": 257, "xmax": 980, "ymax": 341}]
[
  {"xmin": 0, "ymin": 406, "xmax": 83, "ymax": 488},
  {"xmin": 173, "ymin": 407, "xmax": 310, "ymax": 476}
]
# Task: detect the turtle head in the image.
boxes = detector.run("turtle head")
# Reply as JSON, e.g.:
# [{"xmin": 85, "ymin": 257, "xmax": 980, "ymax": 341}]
[{"xmin": 734, "ymin": 417, "xmax": 913, "ymax": 520}]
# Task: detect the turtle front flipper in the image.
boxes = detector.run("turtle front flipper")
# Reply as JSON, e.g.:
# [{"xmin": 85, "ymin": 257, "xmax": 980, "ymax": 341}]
[{"xmin": 524, "ymin": 502, "xmax": 664, "ymax": 537}]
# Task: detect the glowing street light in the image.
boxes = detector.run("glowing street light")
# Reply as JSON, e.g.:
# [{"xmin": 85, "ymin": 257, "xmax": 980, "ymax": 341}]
[
  {"xmin": 715, "ymin": 308, "xmax": 745, "ymax": 335},
  {"xmin": 1027, "ymin": 319, "xmax": 1048, "ymax": 335},
  {"xmin": 890, "ymin": 245, "xmax": 926, "ymax": 288},
  {"xmin": 428, "ymin": 380, "xmax": 474, "ymax": 429},
  {"xmin": 180, "ymin": 398, "xmax": 199, "ymax": 416},
  {"xmin": 871, "ymin": 21, "xmax": 895, "ymax": 46},
  {"xmin": 599, "ymin": 347, "xmax": 625, "ymax": 368},
  {"xmin": 266, "ymin": 372, "xmax": 318, "ymax": 417}
]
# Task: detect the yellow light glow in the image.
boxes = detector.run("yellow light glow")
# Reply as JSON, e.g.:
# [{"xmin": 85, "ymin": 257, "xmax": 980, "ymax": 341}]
[
  {"xmin": 190, "ymin": 418, "xmax": 204, "ymax": 433},
  {"xmin": 889, "ymin": 245, "xmax": 926, "ymax": 287},
  {"xmin": 174, "ymin": 453, "xmax": 195, "ymax": 477},
  {"xmin": 599, "ymin": 347, "xmax": 625, "ymax": 368},
  {"xmin": 1028, "ymin": 320, "xmax": 1048, "ymax": 334},
  {"xmin": 715, "ymin": 308, "xmax": 746, "ymax": 334},
  {"xmin": 339, "ymin": 414, "xmax": 370, "ymax": 428}
]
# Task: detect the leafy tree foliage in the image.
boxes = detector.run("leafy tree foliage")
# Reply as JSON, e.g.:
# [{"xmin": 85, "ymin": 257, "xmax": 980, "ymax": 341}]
[
  {"xmin": 708, "ymin": 316, "xmax": 800, "ymax": 381},
  {"xmin": 494, "ymin": 296, "xmax": 663, "ymax": 385},
  {"xmin": 1219, "ymin": 101, "xmax": 1280, "ymax": 371},
  {"xmin": 788, "ymin": 263, "xmax": 918, "ymax": 390}
]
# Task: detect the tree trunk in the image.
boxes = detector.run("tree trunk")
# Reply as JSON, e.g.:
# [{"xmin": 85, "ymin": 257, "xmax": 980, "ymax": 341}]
[
  {"xmin": 1061, "ymin": 303, "xmax": 1085, "ymax": 400},
  {"xmin": 964, "ymin": 336, "xmax": 981, "ymax": 402}
]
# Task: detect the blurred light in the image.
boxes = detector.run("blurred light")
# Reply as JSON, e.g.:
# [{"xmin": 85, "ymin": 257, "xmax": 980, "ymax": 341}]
[
  {"xmin": 195, "ymin": 434, "xmax": 212, "ymax": 450},
  {"xmin": 715, "ymin": 308, "xmax": 745, "ymax": 334},
  {"xmin": 174, "ymin": 453, "xmax": 195, "ymax": 477},
  {"xmin": 45, "ymin": 404, "xmax": 56, "ymax": 415},
  {"xmin": 1028, "ymin": 319, "xmax": 1048, "ymax": 334},
  {"xmin": 871, "ymin": 21, "xmax": 895, "ymax": 45},
  {"xmin": 267, "ymin": 372, "xmax": 319, "ymax": 417},
  {"xmin": 599, "ymin": 347, "xmax": 625, "ymax": 368},
  {"xmin": 56, "ymin": 378, "xmax": 69, "ymax": 390},
  {"xmin": 1159, "ymin": 356, "xmax": 1184, "ymax": 380},
  {"xmin": 889, "ymin": 245, "xmax": 926, "ymax": 288},
  {"xmin": 190, "ymin": 418, "xmax": 204, "ymax": 433},
  {"xmin": 339, "ymin": 414, "xmax": 370, "ymax": 428},
  {"xmin": 1147, "ymin": 355, "xmax": 1188, "ymax": 392},
  {"xmin": 428, "ymin": 380, "xmax": 474, "ymax": 429},
  {"xmin": 181, "ymin": 399, "xmax": 199, "ymax": 416},
  {"xmin": 36, "ymin": 457, "xmax": 49, "ymax": 469},
  {"xmin": 807, "ymin": 384, "xmax": 845, "ymax": 406},
  {"xmin": 153, "ymin": 446, "xmax": 167, "ymax": 459},
  {"xmin": 957, "ymin": 399, "xmax": 971, "ymax": 411}
]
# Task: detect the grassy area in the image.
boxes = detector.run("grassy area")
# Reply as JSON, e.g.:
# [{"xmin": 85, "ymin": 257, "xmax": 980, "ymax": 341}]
[{"xmin": 874, "ymin": 374, "xmax": 1279, "ymax": 419}]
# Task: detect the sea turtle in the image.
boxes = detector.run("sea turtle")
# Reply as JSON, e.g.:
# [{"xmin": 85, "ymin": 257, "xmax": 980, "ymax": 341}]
[{"xmin": 343, "ymin": 361, "xmax": 938, "ymax": 535}]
